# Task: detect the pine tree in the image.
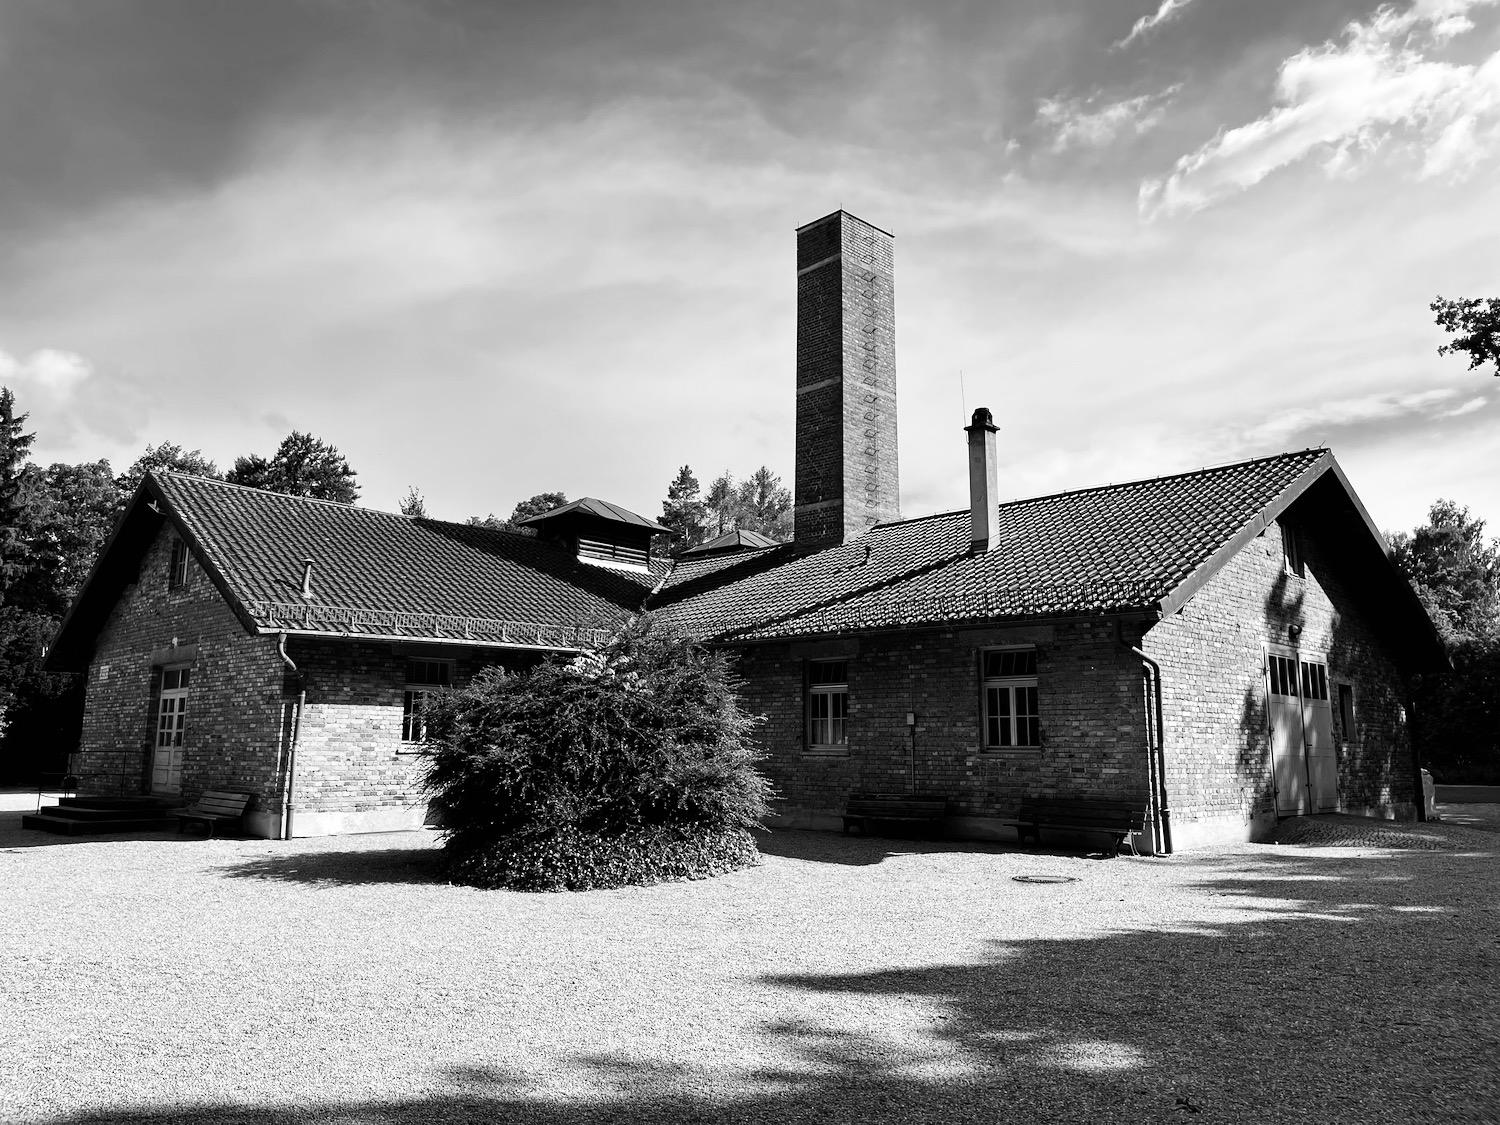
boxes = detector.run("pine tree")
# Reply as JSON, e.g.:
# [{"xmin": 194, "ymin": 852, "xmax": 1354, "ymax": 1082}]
[
  {"xmin": 735, "ymin": 466, "xmax": 792, "ymax": 540},
  {"xmin": 226, "ymin": 432, "xmax": 360, "ymax": 504},
  {"xmin": 660, "ymin": 466, "xmax": 708, "ymax": 554},
  {"xmin": 0, "ymin": 388, "xmax": 37, "ymax": 598},
  {"xmin": 705, "ymin": 472, "xmax": 738, "ymax": 536}
]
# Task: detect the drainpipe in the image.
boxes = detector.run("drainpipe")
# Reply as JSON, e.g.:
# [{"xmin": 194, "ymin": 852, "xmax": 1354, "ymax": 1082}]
[
  {"xmin": 1115, "ymin": 618, "xmax": 1173, "ymax": 855},
  {"xmin": 276, "ymin": 633, "xmax": 304, "ymax": 841}
]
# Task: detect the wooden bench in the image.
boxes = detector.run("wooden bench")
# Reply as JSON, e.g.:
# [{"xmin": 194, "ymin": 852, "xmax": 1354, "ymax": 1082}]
[
  {"xmin": 1004, "ymin": 795, "xmax": 1147, "ymax": 857},
  {"xmin": 842, "ymin": 795, "xmax": 948, "ymax": 837},
  {"xmin": 173, "ymin": 791, "xmax": 252, "ymax": 838}
]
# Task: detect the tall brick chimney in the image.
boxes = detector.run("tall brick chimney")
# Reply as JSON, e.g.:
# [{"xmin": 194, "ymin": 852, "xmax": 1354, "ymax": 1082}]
[{"xmin": 793, "ymin": 210, "xmax": 899, "ymax": 549}]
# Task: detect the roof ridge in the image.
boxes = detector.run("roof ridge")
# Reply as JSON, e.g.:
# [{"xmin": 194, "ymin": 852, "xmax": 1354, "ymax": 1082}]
[
  {"xmin": 156, "ymin": 472, "xmax": 545, "ymax": 543},
  {"xmin": 154, "ymin": 471, "xmax": 401, "ymax": 517},
  {"xmin": 867, "ymin": 448, "xmax": 1331, "ymax": 529}
]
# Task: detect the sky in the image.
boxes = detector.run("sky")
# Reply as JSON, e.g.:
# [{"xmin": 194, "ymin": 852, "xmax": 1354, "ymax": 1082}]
[{"xmin": 1, "ymin": 0, "xmax": 1497, "ymax": 538}]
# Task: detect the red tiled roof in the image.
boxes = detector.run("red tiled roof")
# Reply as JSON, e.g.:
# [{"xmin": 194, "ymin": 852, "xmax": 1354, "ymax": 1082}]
[
  {"xmin": 653, "ymin": 450, "xmax": 1332, "ymax": 641},
  {"xmin": 154, "ymin": 474, "xmax": 656, "ymax": 644}
]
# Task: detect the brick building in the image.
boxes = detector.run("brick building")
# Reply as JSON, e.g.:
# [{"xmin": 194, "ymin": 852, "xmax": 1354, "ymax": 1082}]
[{"xmin": 42, "ymin": 209, "xmax": 1446, "ymax": 848}]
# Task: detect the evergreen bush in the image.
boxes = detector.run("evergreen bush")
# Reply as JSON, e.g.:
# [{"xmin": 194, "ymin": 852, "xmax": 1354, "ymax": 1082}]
[{"xmin": 421, "ymin": 615, "xmax": 771, "ymax": 891}]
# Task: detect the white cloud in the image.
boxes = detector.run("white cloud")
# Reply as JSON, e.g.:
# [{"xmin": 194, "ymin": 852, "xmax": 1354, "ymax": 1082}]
[
  {"xmin": 0, "ymin": 345, "xmax": 152, "ymax": 454},
  {"xmin": 0, "ymin": 347, "xmax": 94, "ymax": 400},
  {"xmin": 1141, "ymin": 0, "xmax": 1500, "ymax": 218},
  {"xmin": 1444, "ymin": 394, "xmax": 1489, "ymax": 415},
  {"xmin": 1038, "ymin": 86, "xmax": 1182, "ymax": 151},
  {"xmin": 1219, "ymin": 386, "xmax": 1469, "ymax": 450},
  {"xmin": 1115, "ymin": 0, "xmax": 1197, "ymax": 51}
]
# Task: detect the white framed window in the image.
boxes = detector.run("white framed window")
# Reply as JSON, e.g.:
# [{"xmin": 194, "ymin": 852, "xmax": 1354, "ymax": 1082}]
[
  {"xmin": 168, "ymin": 538, "xmax": 188, "ymax": 589},
  {"xmin": 402, "ymin": 659, "xmax": 452, "ymax": 744},
  {"xmin": 983, "ymin": 647, "xmax": 1039, "ymax": 749},
  {"xmin": 806, "ymin": 660, "xmax": 848, "ymax": 750},
  {"xmin": 155, "ymin": 665, "xmax": 190, "ymax": 749}
]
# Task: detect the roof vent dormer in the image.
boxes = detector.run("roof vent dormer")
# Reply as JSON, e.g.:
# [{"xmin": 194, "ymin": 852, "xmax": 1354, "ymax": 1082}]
[{"xmin": 518, "ymin": 497, "xmax": 668, "ymax": 573}]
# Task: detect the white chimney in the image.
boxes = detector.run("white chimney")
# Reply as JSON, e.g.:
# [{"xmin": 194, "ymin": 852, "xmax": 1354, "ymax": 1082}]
[{"xmin": 965, "ymin": 407, "xmax": 998, "ymax": 552}]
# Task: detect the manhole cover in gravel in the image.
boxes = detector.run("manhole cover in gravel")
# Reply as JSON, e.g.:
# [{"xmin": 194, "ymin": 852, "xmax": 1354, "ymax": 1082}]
[{"xmin": 1011, "ymin": 875, "xmax": 1078, "ymax": 884}]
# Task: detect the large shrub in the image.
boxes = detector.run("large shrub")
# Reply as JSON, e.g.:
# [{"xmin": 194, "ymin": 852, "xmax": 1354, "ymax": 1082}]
[{"xmin": 420, "ymin": 615, "xmax": 771, "ymax": 890}]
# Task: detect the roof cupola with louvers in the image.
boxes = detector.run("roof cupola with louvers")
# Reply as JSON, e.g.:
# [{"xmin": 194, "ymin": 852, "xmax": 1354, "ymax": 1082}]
[{"xmin": 518, "ymin": 497, "xmax": 667, "ymax": 573}]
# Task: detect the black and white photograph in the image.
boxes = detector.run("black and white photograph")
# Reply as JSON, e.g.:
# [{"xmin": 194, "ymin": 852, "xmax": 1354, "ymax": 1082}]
[{"xmin": 2, "ymin": 1, "xmax": 1498, "ymax": 1122}]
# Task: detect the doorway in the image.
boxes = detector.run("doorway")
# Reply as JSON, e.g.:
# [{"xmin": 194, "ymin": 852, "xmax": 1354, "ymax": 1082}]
[
  {"xmin": 151, "ymin": 665, "xmax": 189, "ymax": 794},
  {"xmin": 1300, "ymin": 659, "xmax": 1336, "ymax": 811},
  {"xmin": 1267, "ymin": 650, "xmax": 1307, "ymax": 815}
]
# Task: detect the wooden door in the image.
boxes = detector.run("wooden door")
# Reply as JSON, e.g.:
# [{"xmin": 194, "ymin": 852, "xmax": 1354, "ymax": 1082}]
[
  {"xmin": 1300, "ymin": 659, "xmax": 1336, "ymax": 811},
  {"xmin": 152, "ymin": 666, "xmax": 190, "ymax": 794},
  {"xmin": 1267, "ymin": 651, "xmax": 1307, "ymax": 815}
]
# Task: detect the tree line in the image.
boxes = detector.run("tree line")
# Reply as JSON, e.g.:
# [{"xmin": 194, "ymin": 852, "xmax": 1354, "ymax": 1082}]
[{"xmin": 0, "ymin": 389, "xmax": 362, "ymax": 781}]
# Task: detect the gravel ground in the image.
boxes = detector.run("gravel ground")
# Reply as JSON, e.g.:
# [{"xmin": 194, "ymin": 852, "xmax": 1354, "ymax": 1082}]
[{"xmin": 2, "ymin": 801, "xmax": 1497, "ymax": 1125}]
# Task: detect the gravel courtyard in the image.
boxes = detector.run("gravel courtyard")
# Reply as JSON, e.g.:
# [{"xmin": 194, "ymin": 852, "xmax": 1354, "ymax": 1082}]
[{"xmin": 3, "ymin": 798, "xmax": 1497, "ymax": 1125}]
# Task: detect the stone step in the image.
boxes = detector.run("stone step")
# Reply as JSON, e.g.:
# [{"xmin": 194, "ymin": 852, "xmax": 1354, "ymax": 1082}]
[
  {"xmin": 21, "ymin": 812, "xmax": 181, "ymax": 836},
  {"xmin": 37, "ymin": 803, "xmax": 182, "ymax": 822},
  {"xmin": 56, "ymin": 796, "xmax": 178, "ymax": 811}
]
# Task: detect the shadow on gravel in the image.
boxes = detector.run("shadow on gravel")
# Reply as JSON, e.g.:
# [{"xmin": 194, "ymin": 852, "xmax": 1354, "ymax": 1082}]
[
  {"xmin": 0, "ymin": 811, "xmax": 188, "ymax": 850},
  {"xmin": 216, "ymin": 847, "xmax": 444, "ymax": 886},
  {"xmin": 44, "ymin": 844, "xmax": 1498, "ymax": 1123}
]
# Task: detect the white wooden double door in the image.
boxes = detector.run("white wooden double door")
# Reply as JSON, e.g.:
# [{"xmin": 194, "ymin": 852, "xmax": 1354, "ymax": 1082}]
[{"xmin": 1267, "ymin": 646, "xmax": 1336, "ymax": 815}]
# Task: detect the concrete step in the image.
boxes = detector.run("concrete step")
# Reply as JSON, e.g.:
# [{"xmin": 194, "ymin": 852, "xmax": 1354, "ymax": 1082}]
[
  {"xmin": 56, "ymin": 796, "xmax": 178, "ymax": 811},
  {"xmin": 37, "ymin": 803, "xmax": 181, "ymax": 822},
  {"xmin": 21, "ymin": 812, "xmax": 180, "ymax": 835}
]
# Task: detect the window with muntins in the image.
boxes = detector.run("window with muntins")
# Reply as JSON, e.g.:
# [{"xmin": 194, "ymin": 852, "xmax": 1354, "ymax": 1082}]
[
  {"xmin": 983, "ymin": 648, "xmax": 1039, "ymax": 749},
  {"xmin": 402, "ymin": 659, "xmax": 452, "ymax": 744},
  {"xmin": 156, "ymin": 666, "xmax": 190, "ymax": 748},
  {"xmin": 807, "ymin": 660, "xmax": 848, "ymax": 749},
  {"xmin": 168, "ymin": 539, "xmax": 188, "ymax": 589}
]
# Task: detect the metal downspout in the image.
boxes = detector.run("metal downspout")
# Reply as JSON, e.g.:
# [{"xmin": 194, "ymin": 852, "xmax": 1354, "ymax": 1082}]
[
  {"xmin": 276, "ymin": 633, "xmax": 304, "ymax": 841},
  {"xmin": 1116, "ymin": 619, "xmax": 1173, "ymax": 855}
]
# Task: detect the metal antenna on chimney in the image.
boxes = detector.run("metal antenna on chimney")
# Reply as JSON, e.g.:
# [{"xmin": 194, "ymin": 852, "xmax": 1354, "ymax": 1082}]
[{"xmin": 959, "ymin": 369, "xmax": 967, "ymax": 421}]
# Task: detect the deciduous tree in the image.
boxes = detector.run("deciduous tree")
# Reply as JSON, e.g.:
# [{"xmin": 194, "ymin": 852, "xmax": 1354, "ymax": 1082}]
[
  {"xmin": 1432, "ymin": 296, "xmax": 1500, "ymax": 376},
  {"xmin": 1393, "ymin": 499, "xmax": 1500, "ymax": 785}
]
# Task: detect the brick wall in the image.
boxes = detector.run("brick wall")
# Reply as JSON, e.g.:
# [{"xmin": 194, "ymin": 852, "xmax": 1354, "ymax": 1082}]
[
  {"xmin": 77, "ymin": 521, "xmax": 542, "ymax": 837},
  {"xmin": 286, "ymin": 640, "xmax": 533, "ymax": 834},
  {"xmin": 731, "ymin": 521, "xmax": 1417, "ymax": 847},
  {"xmin": 728, "ymin": 619, "xmax": 1150, "ymax": 830},
  {"xmin": 78, "ymin": 524, "xmax": 286, "ymax": 811},
  {"xmin": 1142, "ymin": 519, "xmax": 1416, "ymax": 844},
  {"xmin": 794, "ymin": 211, "xmax": 899, "ymax": 549}
]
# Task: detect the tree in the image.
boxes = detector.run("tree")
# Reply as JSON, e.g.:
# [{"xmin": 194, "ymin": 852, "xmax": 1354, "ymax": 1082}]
[
  {"xmin": 510, "ymin": 492, "xmax": 566, "ymax": 523},
  {"xmin": 660, "ymin": 466, "xmax": 708, "ymax": 554},
  {"xmin": 115, "ymin": 442, "xmax": 220, "ymax": 499},
  {"xmin": 1432, "ymin": 296, "xmax": 1500, "ymax": 376},
  {"xmin": 1392, "ymin": 500, "xmax": 1500, "ymax": 785},
  {"xmin": 1390, "ymin": 500, "xmax": 1499, "ymax": 644},
  {"xmin": 399, "ymin": 487, "xmax": 427, "ymax": 518},
  {"xmin": 705, "ymin": 472, "xmax": 738, "ymax": 536},
  {"xmin": 420, "ymin": 615, "xmax": 769, "ymax": 890},
  {"xmin": 469, "ymin": 492, "xmax": 567, "ymax": 535},
  {"xmin": 0, "ymin": 388, "xmax": 37, "ymax": 596},
  {"xmin": 735, "ymin": 466, "xmax": 792, "ymax": 540},
  {"xmin": 19, "ymin": 461, "xmax": 119, "ymax": 613},
  {"xmin": 226, "ymin": 431, "xmax": 360, "ymax": 504}
]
